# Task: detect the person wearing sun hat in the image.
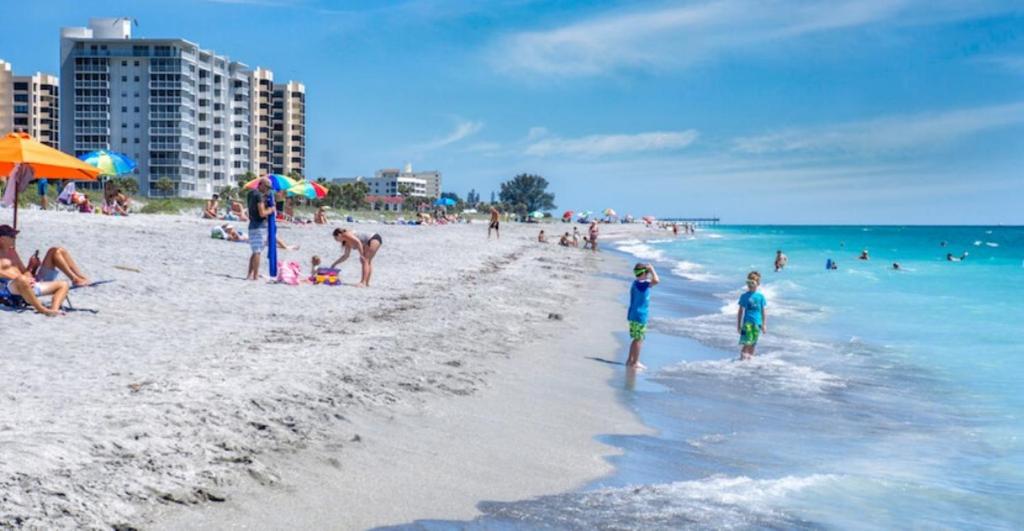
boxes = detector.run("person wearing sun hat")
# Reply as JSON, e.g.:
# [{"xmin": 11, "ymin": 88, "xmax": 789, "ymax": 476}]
[{"xmin": 626, "ymin": 262, "xmax": 660, "ymax": 370}]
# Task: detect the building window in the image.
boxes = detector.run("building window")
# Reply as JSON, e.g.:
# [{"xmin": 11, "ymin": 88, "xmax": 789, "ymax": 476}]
[
  {"xmin": 134, "ymin": 107, "xmax": 139, "ymax": 112},
  {"xmin": 134, "ymin": 60, "xmax": 140, "ymax": 66},
  {"xmin": 134, "ymin": 123, "xmax": 140, "ymax": 129},
  {"xmin": 122, "ymin": 76, "xmax": 127, "ymax": 82},
  {"xmin": 134, "ymin": 76, "xmax": 140, "ymax": 82},
  {"xmin": 121, "ymin": 106, "xmax": 127, "ymax": 112},
  {"xmin": 122, "ymin": 60, "xmax": 127, "ymax": 66},
  {"xmin": 134, "ymin": 138, "xmax": 139, "ymax": 144}
]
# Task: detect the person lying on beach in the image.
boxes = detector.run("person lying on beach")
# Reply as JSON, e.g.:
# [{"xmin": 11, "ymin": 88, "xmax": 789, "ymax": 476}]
[
  {"xmin": 213, "ymin": 224, "xmax": 247, "ymax": 242},
  {"xmin": 314, "ymin": 206, "xmax": 328, "ymax": 225},
  {"xmin": 538, "ymin": 230, "xmax": 547, "ymax": 243},
  {"xmin": 203, "ymin": 194, "xmax": 220, "ymax": 219},
  {"xmin": 0, "ymin": 255, "xmax": 69, "ymax": 316},
  {"xmin": 738, "ymin": 274, "xmax": 767, "ymax": 361},
  {"xmin": 626, "ymin": 263, "xmax": 659, "ymax": 370},
  {"xmin": 0, "ymin": 224, "xmax": 90, "ymax": 287},
  {"xmin": 332, "ymin": 228, "xmax": 382, "ymax": 288}
]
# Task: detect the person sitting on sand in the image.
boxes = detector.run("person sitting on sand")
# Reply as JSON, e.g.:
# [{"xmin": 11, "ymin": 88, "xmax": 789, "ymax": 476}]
[
  {"xmin": 314, "ymin": 206, "xmax": 328, "ymax": 225},
  {"xmin": 331, "ymin": 228, "xmax": 382, "ymax": 288},
  {"xmin": 859, "ymin": 249, "xmax": 870, "ymax": 260},
  {"xmin": 76, "ymin": 194, "xmax": 94, "ymax": 214},
  {"xmin": 0, "ymin": 224, "xmax": 90, "ymax": 287},
  {"xmin": 559, "ymin": 232, "xmax": 572, "ymax": 246},
  {"xmin": 538, "ymin": 230, "xmax": 547, "ymax": 243},
  {"xmin": 0, "ymin": 255, "xmax": 69, "ymax": 316},
  {"xmin": 227, "ymin": 200, "xmax": 248, "ymax": 222},
  {"xmin": 203, "ymin": 194, "xmax": 221, "ymax": 219}
]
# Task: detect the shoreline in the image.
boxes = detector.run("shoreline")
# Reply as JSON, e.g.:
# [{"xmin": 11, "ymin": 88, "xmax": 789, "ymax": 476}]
[
  {"xmin": 0, "ymin": 208, "xmax": 654, "ymax": 529},
  {"xmin": 153, "ymin": 250, "xmax": 650, "ymax": 529}
]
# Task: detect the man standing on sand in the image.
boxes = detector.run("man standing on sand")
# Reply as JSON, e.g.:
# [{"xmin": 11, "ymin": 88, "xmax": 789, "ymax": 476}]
[
  {"xmin": 246, "ymin": 179, "xmax": 275, "ymax": 281},
  {"xmin": 626, "ymin": 263, "xmax": 659, "ymax": 370},
  {"xmin": 488, "ymin": 206, "xmax": 500, "ymax": 239},
  {"xmin": 774, "ymin": 250, "xmax": 788, "ymax": 272}
]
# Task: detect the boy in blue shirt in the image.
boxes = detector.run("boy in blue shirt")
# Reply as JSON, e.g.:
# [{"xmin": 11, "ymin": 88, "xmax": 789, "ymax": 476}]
[
  {"xmin": 627, "ymin": 262, "xmax": 659, "ymax": 370},
  {"xmin": 737, "ymin": 273, "xmax": 767, "ymax": 360}
]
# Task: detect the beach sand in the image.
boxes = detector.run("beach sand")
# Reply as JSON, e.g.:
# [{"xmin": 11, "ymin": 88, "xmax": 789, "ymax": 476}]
[{"xmin": 0, "ymin": 208, "xmax": 648, "ymax": 529}]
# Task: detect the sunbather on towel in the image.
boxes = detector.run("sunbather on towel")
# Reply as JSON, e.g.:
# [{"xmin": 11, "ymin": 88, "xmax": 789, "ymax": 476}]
[
  {"xmin": 0, "ymin": 224, "xmax": 90, "ymax": 287},
  {"xmin": 0, "ymin": 255, "xmax": 68, "ymax": 316}
]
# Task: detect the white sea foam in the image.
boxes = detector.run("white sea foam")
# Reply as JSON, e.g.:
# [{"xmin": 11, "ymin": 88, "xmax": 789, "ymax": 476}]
[
  {"xmin": 705, "ymin": 233, "xmax": 724, "ymax": 239},
  {"xmin": 616, "ymin": 241, "xmax": 667, "ymax": 261},
  {"xmin": 672, "ymin": 260, "xmax": 718, "ymax": 283},
  {"xmin": 493, "ymin": 474, "xmax": 837, "ymax": 529},
  {"xmin": 656, "ymin": 354, "xmax": 847, "ymax": 396},
  {"xmin": 986, "ymin": 242, "xmax": 999, "ymax": 248}
]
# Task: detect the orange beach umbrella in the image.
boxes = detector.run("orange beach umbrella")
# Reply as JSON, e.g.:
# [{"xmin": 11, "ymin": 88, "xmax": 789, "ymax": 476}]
[{"xmin": 0, "ymin": 132, "xmax": 101, "ymax": 228}]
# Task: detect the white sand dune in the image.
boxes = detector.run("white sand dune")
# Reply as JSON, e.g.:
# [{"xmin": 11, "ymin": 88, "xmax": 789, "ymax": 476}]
[{"xmin": 0, "ymin": 209, "xmax": 647, "ymax": 529}]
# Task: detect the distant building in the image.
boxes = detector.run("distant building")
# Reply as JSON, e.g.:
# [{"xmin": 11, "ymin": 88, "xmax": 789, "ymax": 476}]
[
  {"xmin": 0, "ymin": 60, "xmax": 60, "ymax": 148},
  {"xmin": 250, "ymin": 67, "xmax": 305, "ymax": 177},
  {"xmin": 57, "ymin": 18, "xmax": 306, "ymax": 198}
]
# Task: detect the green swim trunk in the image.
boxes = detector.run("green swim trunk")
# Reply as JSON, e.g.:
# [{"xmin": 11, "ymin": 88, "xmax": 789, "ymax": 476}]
[
  {"xmin": 629, "ymin": 320, "xmax": 647, "ymax": 341},
  {"xmin": 739, "ymin": 322, "xmax": 761, "ymax": 346}
]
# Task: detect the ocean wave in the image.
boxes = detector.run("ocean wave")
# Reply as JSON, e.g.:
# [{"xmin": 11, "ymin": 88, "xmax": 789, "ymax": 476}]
[
  {"xmin": 616, "ymin": 241, "xmax": 667, "ymax": 261},
  {"xmin": 477, "ymin": 474, "xmax": 835, "ymax": 530},
  {"xmin": 655, "ymin": 354, "xmax": 847, "ymax": 396},
  {"xmin": 672, "ymin": 261, "xmax": 718, "ymax": 283},
  {"xmin": 705, "ymin": 233, "xmax": 724, "ymax": 239}
]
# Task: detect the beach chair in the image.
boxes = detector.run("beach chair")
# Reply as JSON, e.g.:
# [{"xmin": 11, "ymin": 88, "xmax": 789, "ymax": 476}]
[{"xmin": 0, "ymin": 279, "xmax": 28, "ymax": 312}]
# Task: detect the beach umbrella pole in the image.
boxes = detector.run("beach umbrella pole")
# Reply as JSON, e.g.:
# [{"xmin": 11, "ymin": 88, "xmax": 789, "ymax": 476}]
[
  {"xmin": 12, "ymin": 185, "xmax": 18, "ymax": 230},
  {"xmin": 268, "ymin": 194, "xmax": 278, "ymax": 278}
]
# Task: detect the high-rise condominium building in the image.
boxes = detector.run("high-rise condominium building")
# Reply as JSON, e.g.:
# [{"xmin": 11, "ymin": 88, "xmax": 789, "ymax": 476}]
[
  {"xmin": 59, "ymin": 18, "xmax": 253, "ymax": 197},
  {"xmin": 249, "ymin": 68, "xmax": 305, "ymax": 177},
  {"xmin": 0, "ymin": 60, "xmax": 60, "ymax": 148}
]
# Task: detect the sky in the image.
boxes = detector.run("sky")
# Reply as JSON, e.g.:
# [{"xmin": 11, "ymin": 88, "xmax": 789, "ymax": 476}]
[{"xmin": 1, "ymin": 0, "xmax": 1022, "ymax": 223}]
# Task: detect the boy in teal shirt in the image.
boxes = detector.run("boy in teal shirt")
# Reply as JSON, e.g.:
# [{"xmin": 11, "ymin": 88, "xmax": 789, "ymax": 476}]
[
  {"xmin": 737, "ymin": 273, "xmax": 767, "ymax": 360},
  {"xmin": 627, "ymin": 262, "xmax": 659, "ymax": 370}
]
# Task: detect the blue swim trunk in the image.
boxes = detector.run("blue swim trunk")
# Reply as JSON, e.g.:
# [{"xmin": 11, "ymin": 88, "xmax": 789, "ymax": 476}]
[
  {"xmin": 37, "ymin": 179, "xmax": 48, "ymax": 196},
  {"xmin": 249, "ymin": 227, "xmax": 266, "ymax": 253}
]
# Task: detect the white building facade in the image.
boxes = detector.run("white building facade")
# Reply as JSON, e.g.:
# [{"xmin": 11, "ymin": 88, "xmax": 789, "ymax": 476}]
[{"xmin": 59, "ymin": 18, "xmax": 254, "ymax": 197}]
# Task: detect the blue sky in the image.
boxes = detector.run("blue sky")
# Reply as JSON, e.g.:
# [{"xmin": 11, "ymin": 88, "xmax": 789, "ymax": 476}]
[{"xmin": 2, "ymin": 0, "xmax": 1023, "ymax": 223}]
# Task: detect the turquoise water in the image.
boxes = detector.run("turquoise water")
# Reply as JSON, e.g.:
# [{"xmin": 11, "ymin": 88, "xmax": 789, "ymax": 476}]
[{"xmin": 386, "ymin": 226, "xmax": 1024, "ymax": 530}]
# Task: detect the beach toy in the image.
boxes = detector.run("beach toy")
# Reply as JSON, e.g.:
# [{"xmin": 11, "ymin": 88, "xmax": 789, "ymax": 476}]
[{"xmin": 313, "ymin": 267, "xmax": 341, "ymax": 286}]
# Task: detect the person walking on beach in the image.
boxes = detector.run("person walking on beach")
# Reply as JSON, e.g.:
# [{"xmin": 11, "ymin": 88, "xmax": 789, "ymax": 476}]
[
  {"xmin": 331, "ymin": 228, "xmax": 383, "ymax": 287},
  {"xmin": 737, "ymin": 273, "xmax": 767, "ymax": 361},
  {"xmin": 246, "ymin": 178, "xmax": 275, "ymax": 281},
  {"xmin": 626, "ymin": 263, "xmax": 659, "ymax": 370},
  {"xmin": 774, "ymin": 250, "xmax": 788, "ymax": 272},
  {"xmin": 488, "ymin": 206, "xmax": 500, "ymax": 239}
]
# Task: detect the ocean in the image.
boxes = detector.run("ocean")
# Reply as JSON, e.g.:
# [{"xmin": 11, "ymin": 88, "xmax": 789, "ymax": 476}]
[{"xmin": 386, "ymin": 225, "xmax": 1024, "ymax": 530}]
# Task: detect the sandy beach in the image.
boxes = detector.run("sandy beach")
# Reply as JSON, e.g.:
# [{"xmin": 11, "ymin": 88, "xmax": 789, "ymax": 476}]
[{"xmin": 1, "ymin": 208, "xmax": 648, "ymax": 529}]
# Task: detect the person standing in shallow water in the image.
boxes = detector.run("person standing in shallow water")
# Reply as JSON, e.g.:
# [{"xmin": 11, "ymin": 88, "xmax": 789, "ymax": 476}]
[
  {"xmin": 626, "ymin": 263, "xmax": 659, "ymax": 370},
  {"xmin": 737, "ymin": 274, "xmax": 767, "ymax": 361}
]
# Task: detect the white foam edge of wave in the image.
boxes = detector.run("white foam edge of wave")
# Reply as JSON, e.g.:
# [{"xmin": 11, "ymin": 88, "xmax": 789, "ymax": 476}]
[{"xmin": 653, "ymin": 353, "xmax": 848, "ymax": 395}]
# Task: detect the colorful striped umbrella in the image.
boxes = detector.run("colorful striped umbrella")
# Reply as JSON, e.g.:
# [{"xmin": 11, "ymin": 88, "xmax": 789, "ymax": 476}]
[
  {"xmin": 244, "ymin": 174, "xmax": 299, "ymax": 191},
  {"xmin": 78, "ymin": 150, "xmax": 137, "ymax": 176},
  {"xmin": 287, "ymin": 180, "xmax": 328, "ymax": 199}
]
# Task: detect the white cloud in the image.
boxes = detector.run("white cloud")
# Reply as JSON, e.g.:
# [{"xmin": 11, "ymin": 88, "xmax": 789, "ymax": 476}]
[
  {"xmin": 525, "ymin": 130, "xmax": 698, "ymax": 157},
  {"xmin": 491, "ymin": 0, "xmax": 1015, "ymax": 77},
  {"xmin": 416, "ymin": 119, "xmax": 484, "ymax": 151},
  {"xmin": 733, "ymin": 102, "xmax": 1024, "ymax": 155}
]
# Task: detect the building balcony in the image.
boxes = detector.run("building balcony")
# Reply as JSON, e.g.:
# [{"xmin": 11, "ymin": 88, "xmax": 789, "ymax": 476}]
[
  {"xmin": 75, "ymin": 127, "xmax": 111, "ymax": 135},
  {"xmin": 74, "ymin": 111, "xmax": 110, "ymax": 120},
  {"xmin": 149, "ymin": 141, "xmax": 185, "ymax": 151},
  {"xmin": 149, "ymin": 96, "xmax": 184, "ymax": 105},
  {"xmin": 75, "ymin": 65, "xmax": 110, "ymax": 74},
  {"xmin": 76, "ymin": 96, "xmax": 110, "ymax": 105},
  {"xmin": 75, "ymin": 80, "xmax": 110, "ymax": 89},
  {"xmin": 149, "ymin": 127, "xmax": 195, "ymax": 138}
]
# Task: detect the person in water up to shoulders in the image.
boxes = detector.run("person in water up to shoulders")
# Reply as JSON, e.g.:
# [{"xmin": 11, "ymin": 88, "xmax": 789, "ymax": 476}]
[
  {"xmin": 626, "ymin": 263, "xmax": 660, "ymax": 370},
  {"xmin": 737, "ymin": 272, "xmax": 767, "ymax": 361}
]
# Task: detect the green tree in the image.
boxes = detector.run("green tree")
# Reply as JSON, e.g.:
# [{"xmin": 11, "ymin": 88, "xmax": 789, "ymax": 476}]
[
  {"xmin": 153, "ymin": 177, "xmax": 175, "ymax": 197},
  {"xmin": 498, "ymin": 174, "xmax": 555, "ymax": 218},
  {"xmin": 111, "ymin": 176, "xmax": 139, "ymax": 196}
]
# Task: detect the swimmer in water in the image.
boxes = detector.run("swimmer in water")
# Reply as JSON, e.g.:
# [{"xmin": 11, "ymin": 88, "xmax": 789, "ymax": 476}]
[
  {"xmin": 892, "ymin": 262, "xmax": 901, "ymax": 270},
  {"xmin": 947, "ymin": 252, "xmax": 968, "ymax": 262},
  {"xmin": 858, "ymin": 249, "xmax": 870, "ymax": 260}
]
